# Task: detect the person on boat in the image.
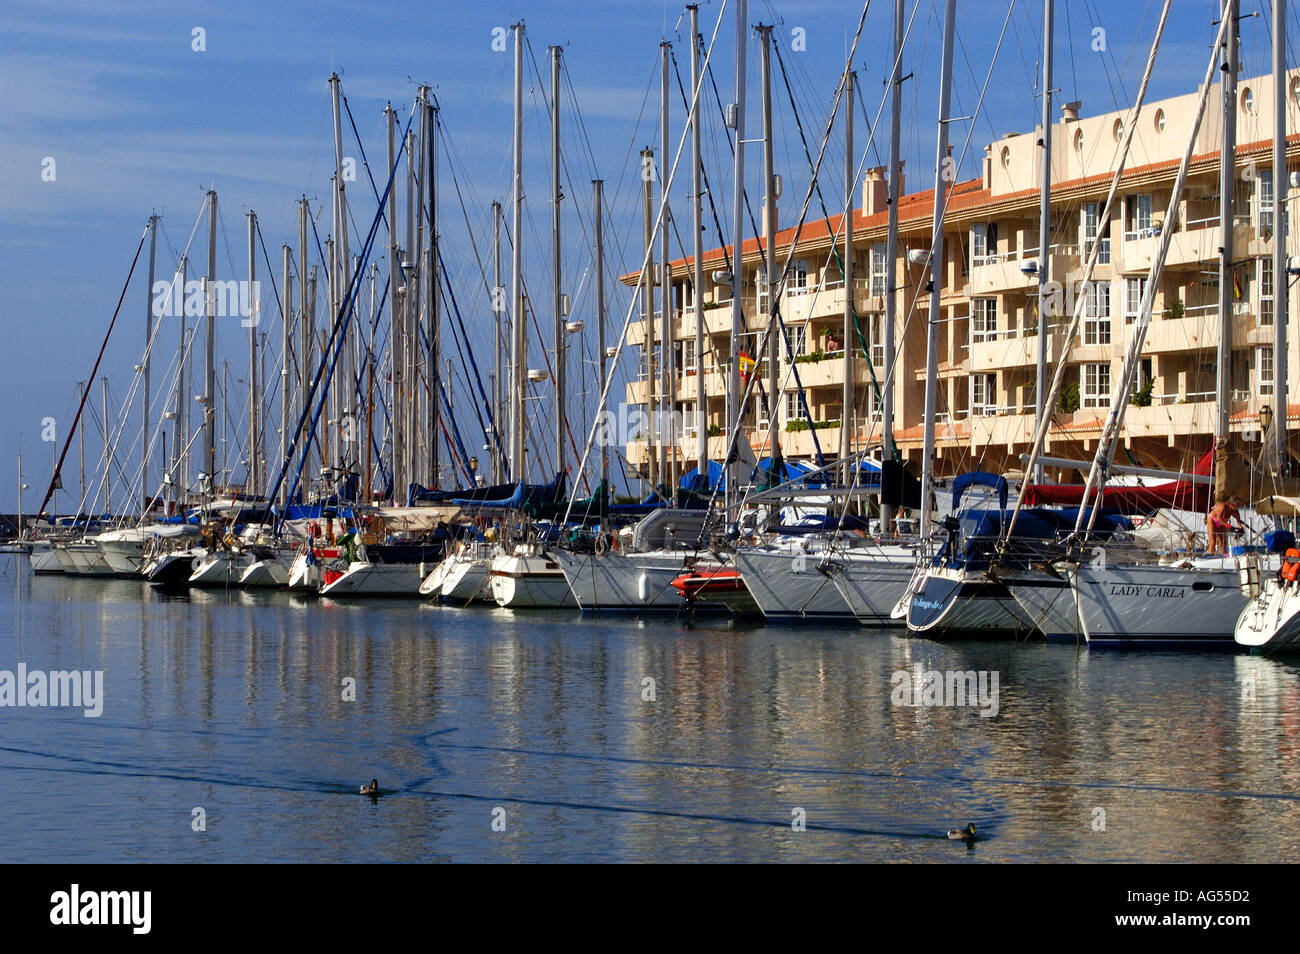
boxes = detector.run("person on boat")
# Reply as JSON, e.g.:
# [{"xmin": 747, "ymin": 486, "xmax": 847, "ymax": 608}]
[{"xmin": 1207, "ymin": 494, "xmax": 1244, "ymax": 555}]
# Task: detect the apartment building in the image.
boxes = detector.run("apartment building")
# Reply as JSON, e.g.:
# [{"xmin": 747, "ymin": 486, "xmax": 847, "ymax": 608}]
[{"xmin": 623, "ymin": 68, "xmax": 1300, "ymax": 484}]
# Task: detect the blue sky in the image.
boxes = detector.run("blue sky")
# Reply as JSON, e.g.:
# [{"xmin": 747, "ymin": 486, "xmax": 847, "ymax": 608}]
[{"xmin": 0, "ymin": 0, "xmax": 1286, "ymax": 512}]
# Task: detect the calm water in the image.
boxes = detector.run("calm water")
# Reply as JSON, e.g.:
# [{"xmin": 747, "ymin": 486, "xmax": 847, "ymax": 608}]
[{"xmin": 2, "ymin": 555, "xmax": 1299, "ymax": 863}]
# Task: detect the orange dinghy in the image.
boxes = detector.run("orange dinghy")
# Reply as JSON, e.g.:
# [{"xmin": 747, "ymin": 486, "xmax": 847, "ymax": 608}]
[{"xmin": 670, "ymin": 565, "xmax": 760, "ymax": 616}]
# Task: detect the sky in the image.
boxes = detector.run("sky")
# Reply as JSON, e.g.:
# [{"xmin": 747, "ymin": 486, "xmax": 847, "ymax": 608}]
[{"xmin": 0, "ymin": 0, "xmax": 1286, "ymax": 513}]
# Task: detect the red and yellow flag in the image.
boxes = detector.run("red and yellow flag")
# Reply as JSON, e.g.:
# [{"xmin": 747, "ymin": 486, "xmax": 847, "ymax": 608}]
[{"xmin": 739, "ymin": 350, "xmax": 757, "ymax": 383}]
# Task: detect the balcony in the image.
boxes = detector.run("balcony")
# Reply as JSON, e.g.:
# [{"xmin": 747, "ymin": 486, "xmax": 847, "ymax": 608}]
[
  {"xmin": 968, "ymin": 245, "xmax": 1080, "ymax": 296},
  {"xmin": 1119, "ymin": 217, "xmax": 1253, "ymax": 273},
  {"xmin": 968, "ymin": 329, "xmax": 1056, "ymax": 371},
  {"xmin": 781, "ymin": 279, "xmax": 881, "ymax": 325}
]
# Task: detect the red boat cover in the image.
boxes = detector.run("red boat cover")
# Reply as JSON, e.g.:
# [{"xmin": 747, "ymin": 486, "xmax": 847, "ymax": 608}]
[{"xmin": 1021, "ymin": 447, "xmax": 1212, "ymax": 513}]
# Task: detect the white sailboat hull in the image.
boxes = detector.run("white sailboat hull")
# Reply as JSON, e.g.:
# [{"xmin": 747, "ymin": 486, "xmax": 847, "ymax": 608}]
[
  {"xmin": 552, "ymin": 549, "xmax": 690, "ymax": 613},
  {"xmin": 1236, "ymin": 578, "xmax": 1300, "ymax": 651},
  {"xmin": 732, "ymin": 547, "xmax": 854, "ymax": 622},
  {"xmin": 319, "ymin": 561, "xmax": 424, "ymax": 596},
  {"xmin": 1070, "ymin": 560, "xmax": 1250, "ymax": 649},
  {"xmin": 820, "ymin": 550, "xmax": 919, "ymax": 627},
  {"xmin": 490, "ymin": 553, "xmax": 575, "ymax": 608}
]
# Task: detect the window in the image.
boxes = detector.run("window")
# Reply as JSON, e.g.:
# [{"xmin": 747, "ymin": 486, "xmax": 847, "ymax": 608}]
[
  {"xmin": 867, "ymin": 313, "xmax": 885, "ymax": 367},
  {"xmin": 1124, "ymin": 277, "xmax": 1147, "ymax": 324},
  {"xmin": 755, "ymin": 266, "xmax": 769, "ymax": 310},
  {"xmin": 682, "ymin": 337, "xmax": 699, "ymax": 374},
  {"xmin": 972, "ymin": 298, "xmax": 998, "ymax": 343},
  {"xmin": 1083, "ymin": 202, "xmax": 1111, "ymax": 264},
  {"xmin": 1082, "ymin": 363, "xmax": 1111, "ymax": 408},
  {"xmin": 1084, "ymin": 282, "xmax": 1112, "ymax": 344},
  {"xmin": 790, "ymin": 259, "xmax": 808, "ymax": 290},
  {"xmin": 786, "ymin": 325, "xmax": 807, "ymax": 361},
  {"xmin": 1257, "ymin": 168, "xmax": 1275, "ymax": 236},
  {"xmin": 971, "ymin": 373, "xmax": 997, "ymax": 416},
  {"xmin": 1154, "ymin": 109, "xmax": 1166, "ymax": 133},
  {"xmin": 684, "ymin": 280, "xmax": 696, "ymax": 309},
  {"xmin": 1259, "ymin": 257, "xmax": 1275, "ymax": 326},
  {"xmin": 972, "ymin": 223, "xmax": 999, "ymax": 265},
  {"xmin": 1124, "ymin": 194, "xmax": 1153, "ymax": 239},
  {"xmin": 682, "ymin": 400, "xmax": 699, "ymax": 437},
  {"xmin": 783, "ymin": 390, "xmax": 801, "ymax": 423},
  {"xmin": 869, "ymin": 243, "xmax": 887, "ymax": 296},
  {"xmin": 1258, "ymin": 346, "xmax": 1275, "ymax": 396}
]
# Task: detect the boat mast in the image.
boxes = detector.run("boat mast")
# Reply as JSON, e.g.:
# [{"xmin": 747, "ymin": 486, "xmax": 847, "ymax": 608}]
[
  {"xmin": 176, "ymin": 256, "xmax": 188, "ymax": 504},
  {"xmin": 594, "ymin": 178, "xmax": 608, "ymax": 496},
  {"xmin": 726, "ymin": 0, "xmax": 748, "ymax": 514},
  {"xmin": 642, "ymin": 146, "xmax": 657, "ymax": 495},
  {"xmin": 298, "ymin": 199, "xmax": 312, "ymax": 490},
  {"xmin": 551, "ymin": 45, "xmax": 566, "ymax": 479},
  {"xmin": 759, "ymin": 24, "xmax": 780, "ymax": 487},
  {"xmin": 1275, "ymin": 0, "xmax": 1289, "ymax": 474},
  {"xmin": 510, "ymin": 22, "xmax": 527, "ymax": 482},
  {"xmin": 881, "ymin": 0, "xmax": 903, "ymax": 532},
  {"xmin": 99, "ymin": 377, "xmax": 110, "ymax": 514},
  {"xmin": 661, "ymin": 38, "xmax": 674, "ymax": 492},
  {"xmin": 1214, "ymin": 0, "xmax": 1239, "ymax": 503},
  {"xmin": 78, "ymin": 380, "xmax": 86, "ymax": 505},
  {"xmin": 203, "ymin": 188, "xmax": 217, "ymax": 494},
  {"xmin": 428, "ymin": 96, "xmax": 440, "ymax": 488},
  {"xmin": 406, "ymin": 117, "xmax": 419, "ymax": 493},
  {"xmin": 690, "ymin": 3, "xmax": 706, "ymax": 483},
  {"xmin": 1034, "ymin": 0, "xmax": 1053, "ymax": 486},
  {"xmin": 280, "ymin": 242, "xmax": 292, "ymax": 509},
  {"xmin": 247, "ymin": 211, "xmax": 260, "ymax": 498},
  {"xmin": 920, "ymin": 0, "xmax": 956, "ymax": 541},
  {"xmin": 841, "ymin": 65, "xmax": 854, "ymax": 486},
  {"xmin": 330, "ymin": 74, "xmax": 349, "ymax": 487},
  {"xmin": 143, "ymin": 213, "xmax": 158, "ymax": 510},
  {"xmin": 385, "ymin": 106, "xmax": 403, "ymax": 502},
  {"xmin": 492, "ymin": 199, "xmax": 504, "ymax": 484}
]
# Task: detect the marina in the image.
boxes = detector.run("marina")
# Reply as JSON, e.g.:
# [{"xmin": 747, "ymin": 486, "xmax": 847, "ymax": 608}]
[{"xmin": 5, "ymin": 0, "xmax": 1300, "ymax": 874}]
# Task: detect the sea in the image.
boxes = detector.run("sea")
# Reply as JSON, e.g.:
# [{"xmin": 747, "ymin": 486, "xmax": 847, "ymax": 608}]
[{"xmin": 2, "ymin": 556, "xmax": 1298, "ymax": 863}]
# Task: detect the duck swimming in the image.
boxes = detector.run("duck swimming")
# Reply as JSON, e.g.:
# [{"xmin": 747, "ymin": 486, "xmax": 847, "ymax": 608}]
[
  {"xmin": 360, "ymin": 779, "xmax": 379, "ymax": 797},
  {"xmin": 947, "ymin": 823, "xmax": 976, "ymax": 841}
]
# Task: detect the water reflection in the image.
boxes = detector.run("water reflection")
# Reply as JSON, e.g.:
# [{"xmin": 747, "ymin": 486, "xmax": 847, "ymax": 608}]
[{"xmin": 1, "ymin": 555, "xmax": 1298, "ymax": 861}]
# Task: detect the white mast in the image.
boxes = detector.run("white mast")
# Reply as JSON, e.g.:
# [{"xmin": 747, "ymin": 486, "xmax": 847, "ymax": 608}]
[
  {"xmin": 920, "ymin": 0, "xmax": 956, "ymax": 540},
  {"xmin": 841, "ymin": 65, "xmax": 854, "ymax": 483},
  {"xmin": 203, "ymin": 189, "xmax": 217, "ymax": 491},
  {"xmin": 551, "ymin": 45, "xmax": 566, "ymax": 479},
  {"xmin": 1274, "ymin": 0, "xmax": 1289, "ymax": 473},
  {"xmin": 143, "ymin": 213, "xmax": 158, "ymax": 510},
  {"xmin": 247, "ymin": 210, "xmax": 260, "ymax": 497},
  {"xmin": 660, "ymin": 38, "xmax": 674, "ymax": 491},
  {"xmin": 759, "ymin": 24, "xmax": 779, "ymax": 482},
  {"xmin": 690, "ymin": 3, "xmax": 706, "ymax": 482},
  {"xmin": 510, "ymin": 22, "xmax": 527, "ymax": 481},
  {"xmin": 280, "ymin": 242, "xmax": 292, "ymax": 509},
  {"xmin": 1033, "ymin": 0, "xmax": 1054, "ymax": 485},
  {"xmin": 492, "ymin": 199, "xmax": 504, "ymax": 483},
  {"xmin": 880, "ymin": 0, "xmax": 903, "ymax": 532},
  {"xmin": 594, "ymin": 178, "xmax": 608, "ymax": 494},
  {"xmin": 726, "ymin": 0, "xmax": 747, "ymax": 512}
]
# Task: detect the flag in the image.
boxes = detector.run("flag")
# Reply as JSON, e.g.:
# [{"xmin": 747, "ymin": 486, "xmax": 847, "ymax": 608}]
[
  {"xmin": 739, "ymin": 350, "xmax": 756, "ymax": 384},
  {"xmin": 1233, "ymin": 269, "xmax": 1242, "ymax": 300}
]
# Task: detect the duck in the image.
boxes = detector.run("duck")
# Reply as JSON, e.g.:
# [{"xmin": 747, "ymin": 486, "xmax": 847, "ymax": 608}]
[
  {"xmin": 360, "ymin": 778, "xmax": 380, "ymax": 797},
  {"xmin": 947, "ymin": 823, "xmax": 976, "ymax": 841}
]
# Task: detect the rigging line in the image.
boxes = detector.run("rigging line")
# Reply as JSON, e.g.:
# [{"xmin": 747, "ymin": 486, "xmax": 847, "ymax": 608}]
[
  {"xmin": 37, "ymin": 225, "xmax": 148, "ymax": 518},
  {"xmin": 264, "ymin": 107, "xmax": 416, "ymax": 527},
  {"xmin": 772, "ymin": 41, "xmax": 888, "ymax": 443},
  {"xmin": 563, "ymin": 0, "xmax": 730, "ymax": 526},
  {"xmin": 705, "ymin": 1, "xmax": 878, "ymax": 522},
  {"xmin": 1002, "ymin": 0, "xmax": 1175, "ymax": 544}
]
